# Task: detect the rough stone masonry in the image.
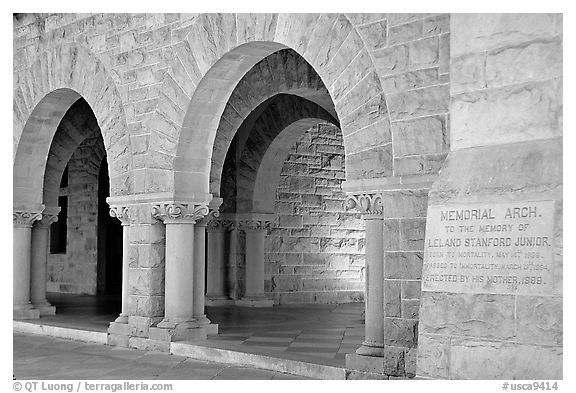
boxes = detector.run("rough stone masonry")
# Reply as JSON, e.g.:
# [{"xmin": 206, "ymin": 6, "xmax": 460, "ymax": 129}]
[{"xmin": 13, "ymin": 13, "xmax": 562, "ymax": 380}]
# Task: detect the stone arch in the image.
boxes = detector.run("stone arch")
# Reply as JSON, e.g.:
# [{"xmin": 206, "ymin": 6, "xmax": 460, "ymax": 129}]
[
  {"xmin": 210, "ymin": 48, "xmax": 336, "ymax": 197},
  {"xmin": 42, "ymin": 99, "xmax": 104, "ymax": 209},
  {"xmin": 13, "ymin": 43, "xmax": 133, "ymax": 208},
  {"xmin": 252, "ymin": 118, "xmax": 333, "ymax": 214},
  {"xmin": 150, "ymin": 13, "xmax": 390, "ymax": 200},
  {"xmin": 230, "ymin": 94, "xmax": 337, "ymax": 213}
]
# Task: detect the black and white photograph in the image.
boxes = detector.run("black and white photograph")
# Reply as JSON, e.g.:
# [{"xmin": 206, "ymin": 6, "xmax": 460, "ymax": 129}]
[{"xmin": 8, "ymin": 4, "xmax": 569, "ymax": 389}]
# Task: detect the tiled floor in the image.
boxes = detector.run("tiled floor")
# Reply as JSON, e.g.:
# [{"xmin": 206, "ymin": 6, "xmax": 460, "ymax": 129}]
[
  {"xmin": 25, "ymin": 294, "xmax": 365, "ymax": 368},
  {"xmin": 204, "ymin": 303, "xmax": 365, "ymax": 366},
  {"xmin": 13, "ymin": 333, "xmax": 309, "ymax": 380}
]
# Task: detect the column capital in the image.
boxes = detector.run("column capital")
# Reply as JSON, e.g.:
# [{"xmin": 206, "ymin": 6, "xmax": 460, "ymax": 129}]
[
  {"xmin": 151, "ymin": 202, "xmax": 209, "ymax": 224},
  {"xmin": 196, "ymin": 209, "xmax": 220, "ymax": 227},
  {"xmin": 237, "ymin": 219, "xmax": 273, "ymax": 232},
  {"xmin": 346, "ymin": 192, "xmax": 383, "ymax": 218},
  {"xmin": 36, "ymin": 206, "xmax": 61, "ymax": 227},
  {"xmin": 206, "ymin": 218, "xmax": 235, "ymax": 232},
  {"xmin": 13, "ymin": 208, "xmax": 44, "ymax": 228},
  {"xmin": 109, "ymin": 205, "xmax": 131, "ymax": 226}
]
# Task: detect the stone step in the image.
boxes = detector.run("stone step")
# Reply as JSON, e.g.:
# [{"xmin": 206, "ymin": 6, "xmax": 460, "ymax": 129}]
[
  {"xmin": 171, "ymin": 341, "xmax": 347, "ymax": 380},
  {"xmin": 13, "ymin": 321, "xmax": 107, "ymax": 344}
]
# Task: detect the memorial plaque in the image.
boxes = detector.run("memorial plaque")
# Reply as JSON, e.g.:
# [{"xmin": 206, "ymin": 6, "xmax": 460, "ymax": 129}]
[{"xmin": 422, "ymin": 201, "xmax": 555, "ymax": 295}]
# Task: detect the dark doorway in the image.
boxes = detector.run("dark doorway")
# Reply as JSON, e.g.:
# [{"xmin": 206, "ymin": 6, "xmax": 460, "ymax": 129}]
[{"xmin": 97, "ymin": 156, "xmax": 123, "ymax": 295}]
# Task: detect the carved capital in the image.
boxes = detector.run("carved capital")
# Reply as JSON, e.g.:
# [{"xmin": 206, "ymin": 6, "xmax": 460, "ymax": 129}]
[
  {"xmin": 206, "ymin": 218, "xmax": 235, "ymax": 232},
  {"xmin": 35, "ymin": 206, "xmax": 61, "ymax": 227},
  {"xmin": 109, "ymin": 205, "xmax": 131, "ymax": 225},
  {"xmin": 151, "ymin": 202, "xmax": 209, "ymax": 224},
  {"xmin": 346, "ymin": 193, "xmax": 383, "ymax": 218},
  {"xmin": 238, "ymin": 219, "xmax": 272, "ymax": 232},
  {"xmin": 197, "ymin": 209, "xmax": 220, "ymax": 227},
  {"xmin": 13, "ymin": 210, "xmax": 43, "ymax": 228}
]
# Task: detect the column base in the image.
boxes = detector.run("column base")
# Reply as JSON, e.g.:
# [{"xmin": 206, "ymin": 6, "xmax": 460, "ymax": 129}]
[
  {"xmin": 192, "ymin": 315, "xmax": 219, "ymax": 335},
  {"xmin": 32, "ymin": 301, "xmax": 56, "ymax": 316},
  {"xmin": 14, "ymin": 306, "xmax": 40, "ymax": 320},
  {"xmin": 355, "ymin": 342, "xmax": 386, "ymax": 357},
  {"xmin": 236, "ymin": 296, "xmax": 274, "ymax": 307},
  {"xmin": 205, "ymin": 295, "xmax": 235, "ymax": 306},
  {"xmin": 149, "ymin": 319, "xmax": 207, "ymax": 342},
  {"xmin": 346, "ymin": 353, "xmax": 387, "ymax": 374}
]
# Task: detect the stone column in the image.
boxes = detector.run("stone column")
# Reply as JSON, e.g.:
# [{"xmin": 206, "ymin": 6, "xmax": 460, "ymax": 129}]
[
  {"xmin": 205, "ymin": 219, "xmax": 233, "ymax": 305},
  {"xmin": 237, "ymin": 218, "xmax": 274, "ymax": 307},
  {"xmin": 150, "ymin": 202, "xmax": 209, "ymax": 341},
  {"xmin": 13, "ymin": 208, "xmax": 43, "ymax": 319},
  {"xmin": 30, "ymin": 207, "xmax": 60, "ymax": 316},
  {"xmin": 345, "ymin": 193, "xmax": 387, "ymax": 373},
  {"xmin": 109, "ymin": 205, "xmax": 131, "ymax": 324},
  {"xmin": 192, "ymin": 211, "xmax": 219, "ymax": 334}
]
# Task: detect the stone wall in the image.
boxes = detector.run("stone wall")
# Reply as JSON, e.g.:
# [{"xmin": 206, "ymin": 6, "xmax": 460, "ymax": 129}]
[
  {"xmin": 264, "ymin": 123, "xmax": 365, "ymax": 304},
  {"xmin": 47, "ymin": 134, "xmax": 106, "ymax": 294},
  {"xmin": 416, "ymin": 14, "xmax": 563, "ymax": 380},
  {"xmin": 345, "ymin": 13, "xmax": 450, "ymax": 182}
]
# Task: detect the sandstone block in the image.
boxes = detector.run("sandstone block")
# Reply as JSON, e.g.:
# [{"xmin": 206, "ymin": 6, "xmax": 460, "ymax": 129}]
[
  {"xmin": 385, "ymin": 252, "xmax": 423, "ymax": 280},
  {"xmin": 373, "ymin": 45, "xmax": 409, "ymax": 77},
  {"xmin": 107, "ymin": 333, "xmax": 130, "ymax": 348},
  {"xmin": 401, "ymin": 299, "xmax": 420, "ymax": 319},
  {"xmin": 419, "ymin": 292, "xmax": 515, "ymax": 340},
  {"xmin": 415, "ymin": 334, "xmax": 450, "ymax": 379},
  {"xmin": 383, "ymin": 220, "xmax": 400, "ymax": 250},
  {"xmin": 451, "ymin": 78, "xmax": 562, "ymax": 149},
  {"xmin": 408, "ymin": 36, "xmax": 439, "ymax": 69},
  {"xmin": 449, "ymin": 338, "xmax": 562, "ymax": 379},
  {"xmin": 384, "ymin": 279, "xmax": 401, "ymax": 317},
  {"xmin": 402, "ymin": 280, "xmax": 422, "ymax": 299},
  {"xmin": 485, "ymin": 38, "xmax": 562, "ymax": 89},
  {"xmin": 381, "ymin": 67, "xmax": 439, "ymax": 95},
  {"xmin": 516, "ymin": 295, "xmax": 562, "ymax": 346},
  {"xmin": 394, "ymin": 153, "xmax": 447, "ymax": 176},
  {"xmin": 450, "ymin": 52, "xmax": 487, "ymax": 94},
  {"xmin": 346, "ymin": 144, "xmax": 393, "ymax": 180},
  {"xmin": 343, "ymin": 120, "xmax": 391, "ymax": 155},
  {"xmin": 384, "ymin": 317, "xmax": 418, "ymax": 347},
  {"xmin": 451, "ymin": 14, "xmax": 557, "ymax": 57},
  {"xmin": 392, "ymin": 115, "xmax": 448, "ymax": 157},
  {"xmin": 381, "ymin": 189, "xmax": 429, "ymax": 219},
  {"xmin": 357, "ymin": 20, "xmax": 388, "ymax": 51},
  {"xmin": 388, "ymin": 20, "xmax": 423, "ymax": 46},
  {"xmin": 423, "ymin": 14, "xmax": 450, "ymax": 37},
  {"xmin": 388, "ymin": 84, "xmax": 449, "ymax": 121}
]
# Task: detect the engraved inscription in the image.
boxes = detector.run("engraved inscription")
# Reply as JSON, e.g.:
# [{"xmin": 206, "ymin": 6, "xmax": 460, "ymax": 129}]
[{"xmin": 422, "ymin": 201, "xmax": 555, "ymax": 295}]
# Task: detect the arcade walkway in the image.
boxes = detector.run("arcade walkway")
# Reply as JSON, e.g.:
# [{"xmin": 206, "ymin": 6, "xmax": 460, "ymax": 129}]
[{"xmin": 15, "ymin": 294, "xmax": 365, "ymax": 375}]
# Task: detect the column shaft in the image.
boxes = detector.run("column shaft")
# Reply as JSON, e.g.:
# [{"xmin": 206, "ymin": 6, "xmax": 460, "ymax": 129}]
[
  {"xmin": 14, "ymin": 227, "xmax": 34, "ymax": 311},
  {"xmin": 245, "ymin": 229, "xmax": 265, "ymax": 296},
  {"xmin": 162, "ymin": 222, "xmax": 195, "ymax": 325},
  {"xmin": 13, "ymin": 209, "xmax": 42, "ymax": 319},
  {"xmin": 193, "ymin": 224, "xmax": 209, "ymax": 324},
  {"xmin": 206, "ymin": 229, "xmax": 227, "ymax": 299},
  {"xmin": 30, "ymin": 224, "xmax": 56, "ymax": 315},
  {"xmin": 116, "ymin": 224, "xmax": 130, "ymax": 323},
  {"xmin": 359, "ymin": 216, "xmax": 385, "ymax": 354}
]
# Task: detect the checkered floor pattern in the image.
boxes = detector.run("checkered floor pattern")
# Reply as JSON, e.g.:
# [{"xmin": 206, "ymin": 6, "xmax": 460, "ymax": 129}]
[{"xmin": 205, "ymin": 303, "xmax": 365, "ymax": 365}]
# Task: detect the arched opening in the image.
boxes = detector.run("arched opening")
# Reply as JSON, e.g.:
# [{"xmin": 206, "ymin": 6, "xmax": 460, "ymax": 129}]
[
  {"xmin": 198, "ymin": 49, "xmax": 366, "ymax": 366},
  {"xmin": 15, "ymin": 92, "xmax": 124, "ymax": 328}
]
